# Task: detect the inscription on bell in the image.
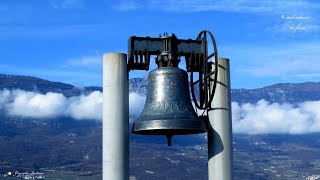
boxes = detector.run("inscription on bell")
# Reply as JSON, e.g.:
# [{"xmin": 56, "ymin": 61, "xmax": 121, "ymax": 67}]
[
  {"xmin": 151, "ymin": 79, "xmax": 177, "ymax": 89},
  {"xmin": 151, "ymin": 101, "xmax": 193, "ymax": 113}
]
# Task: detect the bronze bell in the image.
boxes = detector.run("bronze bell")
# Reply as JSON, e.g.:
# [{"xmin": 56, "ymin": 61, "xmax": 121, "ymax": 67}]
[{"xmin": 132, "ymin": 67, "xmax": 207, "ymax": 146}]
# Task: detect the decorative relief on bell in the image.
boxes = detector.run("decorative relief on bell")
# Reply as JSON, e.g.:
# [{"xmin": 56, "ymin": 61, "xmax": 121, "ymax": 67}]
[{"xmin": 150, "ymin": 101, "xmax": 194, "ymax": 114}]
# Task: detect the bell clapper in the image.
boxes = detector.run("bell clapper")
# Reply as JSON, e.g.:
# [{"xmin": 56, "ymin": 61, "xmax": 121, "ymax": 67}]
[{"xmin": 166, "ymin": 134, "xmax": 173, "ymax": 146}]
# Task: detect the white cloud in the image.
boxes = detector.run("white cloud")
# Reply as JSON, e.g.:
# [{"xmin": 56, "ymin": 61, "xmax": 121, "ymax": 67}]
[
  {"xmin": 129, "ymin": 93, "xmax": 146, "ymax": 120},
  {"xmin": 222, "ymin": 42, "xmax": 320, "ymax": 78},
  {"xmin": 68, "ymin": 91, "xmax": 103, "ymax": 120},
  {"xmin": 64, "ymin": 55, "xmax": 102, "ymax": 68},
  {"xmin": 49, "ymin": 0, "xmax": 83, "ymax": 9},
  {"xmin": 6, "ymin": 90, "xmax": 67, "ymax": 119},
  {"xmin": 113, "ymin": 0, "xmax": 320, "ymax": 14},
  {"xmin": 0, "ymin": 89, "xmax": 145, "ymax": 121},
  {"xmin": 232, "ymin": 100, "xmax": 320, "ymax": 134},
  {"xmin": 0, "ymin": 89, "xmax": 11, "ymax": 110}
]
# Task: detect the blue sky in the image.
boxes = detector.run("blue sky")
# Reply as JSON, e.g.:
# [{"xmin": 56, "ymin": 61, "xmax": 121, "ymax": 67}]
[{"xmin": 0, "ymin": 0, "xmax": 319, "ymax": 88}]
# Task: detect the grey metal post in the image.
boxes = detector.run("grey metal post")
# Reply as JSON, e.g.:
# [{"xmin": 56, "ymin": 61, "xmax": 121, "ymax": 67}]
[
  {"xmin": 103, "ymin": 53, "xmax": 129, "ymax": 180},
  {"xmin": 207, "ymin": 58, "xmax": 233, "ymax": 180}
]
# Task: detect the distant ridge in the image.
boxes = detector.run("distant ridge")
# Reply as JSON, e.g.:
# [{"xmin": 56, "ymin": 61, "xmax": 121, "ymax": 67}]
[
  {"xmin": 231, "ymin": 81, "xmax": 320, "ymax": 104},
  {"xmin": 0, "ymin": 74, "xmax": 101, "ymax": 97},
  {"xmin": 1, "ymin": 74, "xmax": 320, "ymax": 103}
]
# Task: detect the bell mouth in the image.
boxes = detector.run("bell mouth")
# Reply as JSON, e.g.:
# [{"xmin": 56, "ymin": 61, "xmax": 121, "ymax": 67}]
[
  {"xmin": 132, "ymin": 129, "xmax": 206, "ymax": 135},
  {"xmin": 132, "ymin": 119, "xmax": 207, "ymax": 135},
  {"xmin": 132, "ymin": 124, "xmax": 206, "ymax": 146}
]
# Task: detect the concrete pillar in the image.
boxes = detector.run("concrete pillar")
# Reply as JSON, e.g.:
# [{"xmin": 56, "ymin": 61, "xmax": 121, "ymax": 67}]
[
  {"xmin": 103, "ymin": 53, "xmax": 129, "ymax": 180},
  {"xmin": 207, "ymin": 58, "xmax": 233, "ymax": 180}
]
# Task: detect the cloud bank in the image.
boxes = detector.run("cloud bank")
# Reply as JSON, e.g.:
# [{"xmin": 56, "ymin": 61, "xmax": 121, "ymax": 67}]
[
  {"xmin": 0, "ymin": 89, "xmax": 101, "ymax": 120},
  {"xmin": 0, "ymin": 89, "xmax": 145, "ymax": 121},
  {"xmin": 129, "ymin": 92, "xmax": 146, "ymax": 120},
  {"xmin": 1, "ymin": 89, "xmax": 320, "ymax": 134},
  {"xmin": 232, "ymin": 100, "xmax": 320, "ymax": 134}
]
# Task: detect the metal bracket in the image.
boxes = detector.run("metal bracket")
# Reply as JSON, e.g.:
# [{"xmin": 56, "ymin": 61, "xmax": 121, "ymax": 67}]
[{"xmin": 127, "ymin": 33, "xmax": 205, "ymax": 72}]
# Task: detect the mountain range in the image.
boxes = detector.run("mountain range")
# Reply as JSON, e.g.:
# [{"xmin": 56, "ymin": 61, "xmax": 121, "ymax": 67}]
[
  {"xmin": 1, "ymin": 74, "xmax": 320, "ymax": 179},
  {"xmin": 2, "ymin": 74, "xmax": 320, "ymax": 104}
]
